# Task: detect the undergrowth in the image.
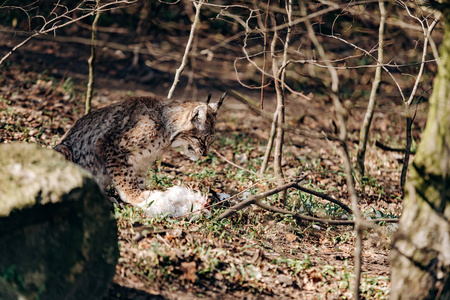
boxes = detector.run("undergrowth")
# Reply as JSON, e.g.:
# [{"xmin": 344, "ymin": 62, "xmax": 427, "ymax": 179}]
[{"xmin": 111, "ymin": 130, "xmax": 396, "ymax": 299}]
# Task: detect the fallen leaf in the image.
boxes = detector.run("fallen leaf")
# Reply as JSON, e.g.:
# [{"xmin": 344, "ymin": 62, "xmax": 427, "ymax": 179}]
[
  {"xmin": 307, "ymin": 270, "xmax": 323, "ymax": 283},
  {"xmin": 276, "ymin": 274, "xmax": 293, "ymax": 286},
  {"xmin": 214, "ymin": 272, "xmax": 224, "ymax": 280},
  {"xmin": 180, "ymin": 261, "xmax": 197, "ymax": 283},
  {"xmin": 286, "ymin": 233, "xmax": 297, "ymax": 242}
]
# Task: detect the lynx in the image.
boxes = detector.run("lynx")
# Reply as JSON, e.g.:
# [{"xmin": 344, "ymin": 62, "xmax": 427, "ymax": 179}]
[{"xmin": 54, "ymin": 93, "xmax": 225, "ymax": 204}]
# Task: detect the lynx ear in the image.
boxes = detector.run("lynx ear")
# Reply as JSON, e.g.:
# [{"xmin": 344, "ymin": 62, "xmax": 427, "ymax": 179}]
[
  {"xmin": 208, "ymin": 92, "xmax": 227, "ymax": 114},
  {"xmin": 191, "ymin": 104, "xmax": 207, "ymax": 125}
]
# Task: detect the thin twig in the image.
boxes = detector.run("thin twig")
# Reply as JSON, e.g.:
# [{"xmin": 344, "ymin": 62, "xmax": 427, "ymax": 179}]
[
  {"xmin": 289, "ymin": 56, "xmax": 438, "ymax": 70},
  {"xmin": 399, "ymin": 1, "xmax": 439, "ymax": 190},
  {"xmin": 375, "ymin": 141, "xmax": 407, "ymax": 153},
  {"xmin": 256, "ymin": 0, "xmax": 271, "ymax": 109},
  {"xmin": 300, "ymin": 1, "xmax": 363, "ymax": 297},
  {"xmin": 85, "ymin": 0, "xmax": 101, "ymax": 115},
  {"xmin": 215, "ymin": 174, "xmax": 354, "ymax": 217},
  {"xmin": 218, "ymin": 178, "xmax": 398, "ymax": 226},
  {"xmin": 0, "ymin": 0, "xmax": 135, "ymax": 66},
  {"xmin": 209, "ymin": 87, "xmax": 339, "ymax": 141},
  {"xmin": 356, "ymin": 0, "xmax": 386, "ymax": 179},
  {"xmin": 292, "ymin": 184, "xmax": 353, "ymax": 215},
  {"xmin": 401, "ymin": 114, "xmax": 414, "ymax": 193},
  {"xmin": 219, "ymin": 176, "xmax": 306, "ymax": 219},
  {"xmin": 211, "ymin": 149, "xmax": 260, "ymax": 178},
  {"xmin": 267, "ymin": 0, "xmax": 385, "ymax": 33},
  {"xmin": 271, "ymin": 0, "xmax": 292, "ymax": 205},
  {"xmin": 167, "ymin": 0, "xmax": 205, "ymax": 99},
  {"xmin": 318, "ymin": 32, "xmax": 406, "ymax": 102},
  {"xmin": 260, "ymin": 112, "xmax": 277, "ymax": 174},
  {"xmin": 405, "ymin": 18, "xmax": 439, "ymax": 106},
  {"xmin": 254, "ymin": 200, "xmax": 398, "ymax": 226}
]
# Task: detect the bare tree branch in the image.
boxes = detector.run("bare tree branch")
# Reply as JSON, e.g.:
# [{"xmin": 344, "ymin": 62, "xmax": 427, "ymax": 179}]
[
  {"xmin": 167, "ymin": 0, "xmax": 205, "ymax": 99},
  {"xmin": 356, "ymin": 0, "xmax": 386, "ymax": 180},
  {"xmin": 0, "ymin": 0, "xmax": 136, "ymax": 66},
  {"xmin": 208, "ymin": 86, "xmax": 339, "ymax": 141},
  {"xmin": 300, "ymin": 0, "xmax": 363, "ymax": 297},
  {"xmin": 218, "ymin": 177, "xmax": 398, "ymax": 227},
  {"xmin": 85, "ymin": 0, "xmax": 101, "ymax": 115},
  {"xmin": 260, "ymin": 112, "xmax": 277, "ymax": 174},
  {"xmin": 292, "ymin": 183, "xmax": 353, "ymax": 215},
  {"xmin": 218, "ymin": 176, "xmax": 305, "ymax": 219},
  {"xmin": 268, "ymin": 0, "xmax": 386, "ymax": 34},
  {"xmin": 318, "ymin": 32, "xmax": 406, "ymax": 102},
  {"xmin": 405, "ymin": 18, "xmax": 439, "ymax": 106},
  {"xmin": 254, "ymin": 200, "xmax": 398, "ymax": 226},
  {"xmin": 399, "ymin": 0, "xmax": 439, "ymax": 191}
]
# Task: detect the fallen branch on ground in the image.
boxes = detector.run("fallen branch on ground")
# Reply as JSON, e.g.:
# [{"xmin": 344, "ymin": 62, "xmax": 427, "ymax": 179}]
[
  {"xmin": 375, "ymin": 141, "xmax": 407, "ymax": 153},
  {"xmin": 218, "ymin": 177, "xmax": 306, "ymax": 219},
  {"xmin": 255, "ymin": 200, "xmax": 397, "ymax": 227},
  {"xmin": 218, "ymin": 178, "xmax": 398, "ymax": 226},
  {"xmin": 210, "ymin": 149, "xmax": 353, "ymax": 213},
  {"xmin": 292, "ymin": 183, "xmax": 353, "ymax": 214}
]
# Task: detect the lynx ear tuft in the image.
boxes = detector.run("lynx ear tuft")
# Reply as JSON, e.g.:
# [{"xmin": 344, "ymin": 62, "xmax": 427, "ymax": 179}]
[
  {"xmin": 205, "ymin": 94, "xmax": 212, "ymax": 105},
  {"xmin": 208, "ymin": 92, "xmax": 227, "ymax": 113}
]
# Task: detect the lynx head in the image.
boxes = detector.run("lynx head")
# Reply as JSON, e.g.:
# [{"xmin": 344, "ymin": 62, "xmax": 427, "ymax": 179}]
[{"xmin": 170, "ymin": 92, "xmax": 226, "ymax": 161}]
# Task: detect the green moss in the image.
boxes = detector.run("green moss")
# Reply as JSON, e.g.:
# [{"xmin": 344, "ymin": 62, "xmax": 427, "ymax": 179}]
[{"xmin": 0, "ymin": 143, "xmax": 89, "ymax": 216}]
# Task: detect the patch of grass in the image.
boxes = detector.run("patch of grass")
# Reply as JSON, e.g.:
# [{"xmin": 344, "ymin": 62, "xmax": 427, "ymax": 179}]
[
  {"xmin": 61, "ymin": 77, "xmax": 74, "ymax": 95},
  {"xmin": 114, "ymin": 203, "xmax": 146, "ymax": 228},
  {"xmin": 362, "ymin": 207, "xmax": 398, "ymax": 220},
  {"xmin": 360, "ymin": 275, "xmax": 390, "ymax": 299},
  {"xmin": 274, "ymin": 255, "xmax": 312, "ymax": 275},
  {"xmin": 1, "ymin": 265, "xmax": 25, "ymax": 290},
  {"xmin": 146, "ymin": 166, "xmax": 177, "ymax": 189},
  {"xmin": 329, "ymin": 230, "xmax": 354, "ymax": 245}
]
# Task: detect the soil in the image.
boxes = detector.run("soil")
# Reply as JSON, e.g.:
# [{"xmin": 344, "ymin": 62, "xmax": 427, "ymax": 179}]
[{"xmin": 0, "ymin": 20, "xmax": 430, "ymax": 299}]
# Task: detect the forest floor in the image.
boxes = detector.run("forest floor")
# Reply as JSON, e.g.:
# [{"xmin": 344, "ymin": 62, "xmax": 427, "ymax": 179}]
[{"xmin": 0, "ymin": 31, "xmax": 429, "ymax": 299}]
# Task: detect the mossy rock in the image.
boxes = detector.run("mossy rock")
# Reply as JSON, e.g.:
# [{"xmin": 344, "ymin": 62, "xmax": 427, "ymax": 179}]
[{"xmin": 0, "ymin": 143, "xmax": 118, "ymax": 300}]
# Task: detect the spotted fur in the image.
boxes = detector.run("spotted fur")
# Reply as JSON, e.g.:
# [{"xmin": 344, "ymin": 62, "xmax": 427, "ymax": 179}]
[{"xmin": 54, "ymin": 94, "xmax": 225, "ymax": 204}]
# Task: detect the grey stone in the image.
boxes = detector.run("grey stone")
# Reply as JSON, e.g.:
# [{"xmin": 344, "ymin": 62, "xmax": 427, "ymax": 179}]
[{"xmin": 0, "ymin": 143, "xmax": 118, "ymax": 300}]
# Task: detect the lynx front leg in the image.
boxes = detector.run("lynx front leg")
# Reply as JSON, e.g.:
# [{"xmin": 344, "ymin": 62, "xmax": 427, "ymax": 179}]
[
  {"xmin": 98, "ymin": 117, "xmax": 158, "ymax": 204},
  {"xmin": 100, "ymin": 142, "xmax": 150, "ymax": 204},
  {"xmin": 108, "ymin": 162, "xmax": 150, "ymax": 204}
]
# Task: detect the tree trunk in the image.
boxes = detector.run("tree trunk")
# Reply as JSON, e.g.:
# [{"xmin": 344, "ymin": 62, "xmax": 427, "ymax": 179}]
[{"xmin": 390, "ymin": 7, "xmax": 450, "ymax": 299}]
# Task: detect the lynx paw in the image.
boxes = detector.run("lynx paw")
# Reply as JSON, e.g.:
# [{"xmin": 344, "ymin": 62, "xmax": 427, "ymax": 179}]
[
  {"xmin": 117, "ymin": 189, "xmax": 152, "ymax": 205},
  {"xmin": 137, "ymin": 190, "xmax": 152, "ymax": 203}
]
